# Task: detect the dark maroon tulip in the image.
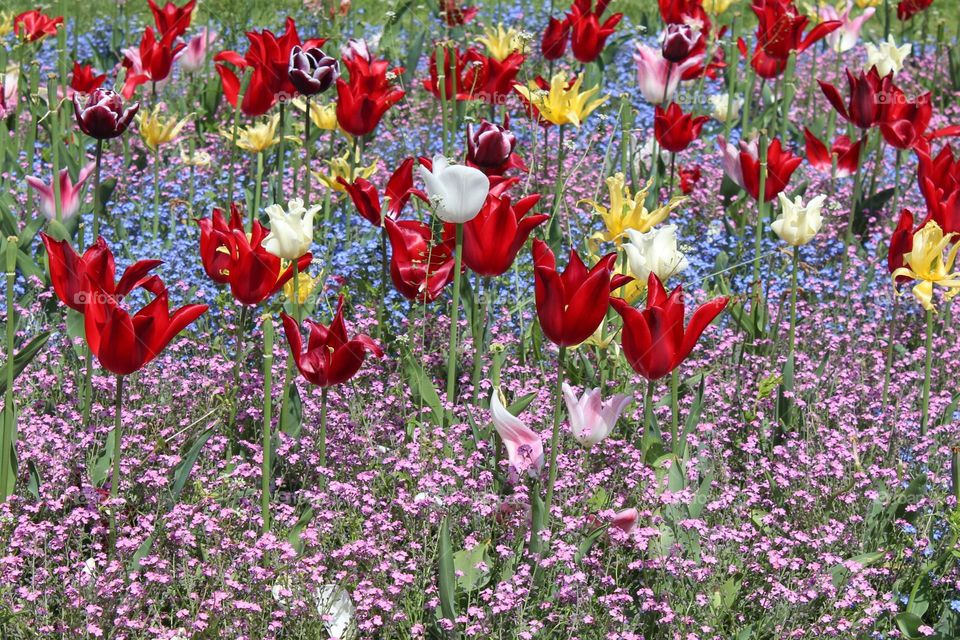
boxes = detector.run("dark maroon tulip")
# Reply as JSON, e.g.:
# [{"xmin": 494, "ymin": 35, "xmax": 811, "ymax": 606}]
[
  {"xmin": 288, "ymin": 45, "xmax": 339, "ymax": 96},
  {"xmin": 661, "ymin": 24, "xmax": 700, "ymax": 63},
  {"xmin": 467, "ymin": 120, "xmax": 516, "ymax": 171},
  {"xmin": 73, "ymin": 89, "xmax": 139, "ymax": 140}
]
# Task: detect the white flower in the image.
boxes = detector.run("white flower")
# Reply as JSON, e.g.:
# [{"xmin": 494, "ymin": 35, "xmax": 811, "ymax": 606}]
[
  {"xmin": 315, "ymin": 584, "xmax": 357, "ymax": 639},
  {"xmin": 562, "ymin": 383, "xmax": 631, "ymax": 448},
  {"xmin": 623, "ymin": 225, "xmax": 689, "ymax": 283},
  {"xmin": 418, "ymin": 154, "xmax": 490, "ymax": 224},
  {"xmin": 772, "ymin": 193, "xmax": 825, "ymax": 246},
  {"xmin": 708, "ymin": 92, "xmax": 742, "ymax": 124},
  {"xmin": 864, "ymin": 35, "xmax": 911, "ymax": 77},
  {"xmin": 262, "ymin": 197, "xmax": 318, "ymax": 260}
]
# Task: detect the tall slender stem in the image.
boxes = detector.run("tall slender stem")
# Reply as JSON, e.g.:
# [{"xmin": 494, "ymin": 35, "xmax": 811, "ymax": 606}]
[
  {"xmin": 275, "ymin": 101, "xmax": 287, "ymax": 204},
  {"xmin": 151, "ymin": 146, "xmax": 161, "ymax": 239},
  {"xmin": 304, "ymin": 97, "xmax": 312, "ymax": 204},
  {"xmin": 882, "ymin": 294, "xmax": 898, "ymax": 411},
  {"xmin": 108, "ymin": 374, "xmax": 124, "ymax": 558},
  {"xmin": 787, "ymin": 247, "xmax": 800, "ymax": 364},
  {"xmin": 920, "ymin": 308, "xmax": 934, "ymax": 438},
  {"xmin": 261, "ymin": 313, "xmax": 274, "ymax": 533},
  {"xmin": 82, "ymin": 140, "xmax": 102, "ymax": 431},
  {"xmin": 445, "ymin": 224, "xmax": 464, "ymax": 422},
  {"xmin": 541, "ymin": 346, "xmax": 568, "ymax": 544},
  {"xmin": 251, "ymin": 151, "xmax": 264, "ymax": 230},
  {"xmin": 319, "ymin": 386, "xmax": 329, "ymax": 468},
  {"xmin": 378, "ymin": 225, "xmax": 387, "ymax": 342},
  {"xmin": 91, "ymin": 139, "xmax": 104, "ymax": 242},
  {"xmin": 670, "ymin": 368, "xmax": 680, "ymax": 454},
  {"xmin": 1, "ymin": 237, "xmax": 17, "ymax": 503}
]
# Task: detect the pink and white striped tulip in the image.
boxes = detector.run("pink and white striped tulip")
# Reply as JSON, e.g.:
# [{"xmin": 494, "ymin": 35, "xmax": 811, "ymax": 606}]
[
  {"xmin": 25, "ymin": 163, "xmax": 96, "ymax": 220},
  {"xmin": 561, "ymin": 383, "xmax": 631, "ymax": 447},
  {"xmin": 490, "ymin": 389, "xmax": 543, "ymax": 477}
]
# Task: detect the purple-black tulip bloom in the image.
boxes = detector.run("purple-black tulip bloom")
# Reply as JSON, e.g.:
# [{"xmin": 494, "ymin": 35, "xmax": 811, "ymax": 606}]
[
  {"xmin": 73, "ymin": 89, "xmax": 139, "ymax": 140},
  {"xmin": 288, "ymin": 46, "xmax": 339, "ymax": 96}
]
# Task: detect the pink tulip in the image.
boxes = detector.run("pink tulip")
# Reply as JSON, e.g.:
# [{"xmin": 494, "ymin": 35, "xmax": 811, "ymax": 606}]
[
  {"xmin": 0, "ymin": 71, "xmax": 18, "ymax": 119},
  {"xmin": 178, "ymin": 28, "xmax": 217, "ymax": 73},
  {"xmin": 633, "ymin": 43, "xmax": 701, "ymax": 105},
  {"xmin": 717, "ymin": 135, "xmax": 758, "ymax": 191},
  {"xmin": 819, "ymin": 2, "xmax": 874, "ymax": 53},
  {"xmin": 610, "ymin": 507, "xmax": 638, "ymax": 534},
  {"xmin": 25, "ymin": 163, "xmax": 95, "ymax": 220},
  {"xmin": 561, "ymin": 383, "xmax": 631, "ymax": 448},
  {"xmin": 490, "ymin": 389, "xmax": 543, "ymax": 478}
]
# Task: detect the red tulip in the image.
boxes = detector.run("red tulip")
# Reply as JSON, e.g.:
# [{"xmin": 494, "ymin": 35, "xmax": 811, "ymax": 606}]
[
  {"xmin": 897, "ymin": 0, "xmax": 932, "ymax": 20},
  {"xmin": 147, "ymin": 0, "xmax": 196, "ymax": 38},
  {"xmin": 84, "ymin": 274, "xmax": 208, "ymax": 376},
  {"xmin": 384, "ymin": 218, "xmax": 455, "ymax": 302},
  {"xmin": 803, "ymin": 127, "xmax": 863, "ymax": 177},
  {"xmin": 818, "ymin": 67, "xmax": 894, "ymax": 130},
  {"xmin": 888, "ymin": 209, "xmax": 917, "ymax": 281},
  {"xmin": 567, "ymin": 0, "xmax": 623, "ymax": 63},
  {"xmin": 654, "ymin": 102, "xmax": 708, "ymax": 153},
  {"xmin": 40, "ymin": 234, "xmax": 164, "ymax": 313},
  {"xmin": 659, "ymin": 0, "xmax": 710, "ymax": 34},
  {"xmin": 443, "ymin": 182, "xmax": 547, "ymax": 277},
  {"xmin": 532, "ymin": 239, "xmax": 631, "ymax": 347},
  {"xmin": 611, "ymin": 273, "xmax": 728, "ymax": 380},
  {"xmin": 440, "ymin": 0, "xmax": 478, "ymax": 26},
  {"xmin": 196, "ymin": 203, "xmax": 311, "ymax": 305},
  {"xmin": 678, "ymin": 165, "xmax": 701, "ymax": 194},
  {"xmin": 281, "ymin": 296, "xmax": 383, "ymax": 388},
  {"xmin": 335, "ymin": 55, "xmax": 405, "ymax": 137},
  {"xmin": 740, "ymin": 137, "xmax": 802, "ymax": 202},
  {"xmin": 122, "ymin": 26, "xmax": 186, "ymax": 97},
  {"xmin": 752, "ymin": 0, "xmax": 840, "ymax": 62},
  {"xmin": 339, "ymin": 158, "xmax": 419, "ymax": 227},
  {"xmin": 918, "ymin": 143, "xmax": 960, "ymax": 231},
  {"xmin": 13, "ymin": 9, "xmax": 62, "ymax": 42},
  {"xmin": 215, "ymin": 18, "xmax": 326, "ymax": 116},
  {"xmin": 423, "ymin": 47, "xmax": 524, "ymax": 105},
  {"xmin": 70, "ymin": 62, "xmax": 107, "ymax": 95},
  {"xmin": 541, "ymin": 17, "xmax": 570, "ymax": 60}
]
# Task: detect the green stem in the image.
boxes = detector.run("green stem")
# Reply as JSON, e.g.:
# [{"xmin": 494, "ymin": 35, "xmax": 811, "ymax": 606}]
[
  {"xmin": 275, "ymin": 101, "xmax": 287, "ymax": 204},
  {"xmin": 151, "ymin": 146, "xmax": 161, "ymax": 240},
  {"xmin": 882, "ymin": 294, "xmax": 898, "ymax": 412},
  {"xmin": 378, "ymin": 225, "xmax": 387, "ymax": 342},
  {"xmin": 261, "ymin": 313, "xmax": 274, "ymax": 533},
  {"xmin": 304, "ymin": 97, "xmax": 312, "ymax": 205},
  {"xmin": 787, "ymin": 247, "xmax": 799, "ymax": 365},
  {"xmin": 541, "ymin": 346, "xmax": 567, "ymax": 540},
  {"xmin": 1, "ymin": 237, "xmax": 17, "ymax": 503},
  {"xmin": 251, "ymin": 151, "xmax": 264, "ymax": 230},
  {"xmin": 445, "ymin": 224, "xmax": 464, "ymax": 423},
  {"xmin": 108, "ymin": 374, "xmax": 124, "ymax": 558},
  {"xmin": 90, "ymin": 139, "xmax": 103, "ymax": 242},
  {"xmin": 670, "ymin": 368, "xmax": 679, "ymax": 454},
  {"xmin": 751, "ymin": 134, "xmax": 769, "ymax": 286},
  {"xmin": 920, "ymin": 308, "xmax": 934, "ymax": 438},
  {"xmin": 319, "ymin": 386, "xmax": 328, "ymax": 468}
]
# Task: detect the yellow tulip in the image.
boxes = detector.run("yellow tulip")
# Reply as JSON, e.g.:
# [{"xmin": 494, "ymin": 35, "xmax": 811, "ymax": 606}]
[
  {"xmin": 314, "ymin": 148, "xmax": 379, "ymax": 192},
  {"xmin": 0, "ymin": 12, "xmax": 14, "ymax": 37},
  {"xmin": 283, "ymin": 270, "xmax": 322, "ymax": 305},
  {"xmin": 581, "ymin": 173, "xmax": 683, "ymax": 245},
  {"xmin": 226, "ymin": 114, "xmax": 296, "ymax": 153},
  {"xmin": 137, "ymin": 106, "xmax": 189, "ymax": 152},
  {"xmin": 702, "ymin": 0, "xmax": 734, "ymax": 14},
  {"xmin": 293, "ymin": 97, "xmax": 340, "ymax": 133},
  {"xmin": 477, "ymin": 24, "xmax": 523, "ymax": 61},
  {"xmin": 514, "ymin": 73, "xmax": 608, "ymax": 127},
  {"xmin": 179, "ymin": 146, "xmax": 212, "ymax": 168},
  {"xmin": 854, "ymin": 0, "xmax": 881, "ymax": 7},
  {"xmin": 891, "ymin": 220, "xmax": 960, "ymax": 311}
]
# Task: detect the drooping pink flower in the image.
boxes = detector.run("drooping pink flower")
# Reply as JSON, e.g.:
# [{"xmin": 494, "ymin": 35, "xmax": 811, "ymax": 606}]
[
  {"xmin": 561, "ymin": 383, "xmax": 631, "ymax": 447},
  {"xmin": 633, "ymin": 43, "xmax": 702, "ymax": 105},
  {"xmin": 490, "ymin": 389, "xmax": 543, "ymax": 478}
]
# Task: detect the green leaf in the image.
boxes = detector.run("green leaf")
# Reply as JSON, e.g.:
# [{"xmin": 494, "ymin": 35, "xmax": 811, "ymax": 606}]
[
  {"xmin": 171, "ymin": 427, "xmax": 215, "ymax": 500},
  {"xmin": 279, "ymin": 383, "xmax": 302, "ymax": 438},
  {"xmin": 287, "ymin": 506, "xmax": 314, "ymax": 555},
  {"xmin": 437, "ymin": 517, "xmax": 459, "ymax": 635},
  {"xmin": 829, "ymin": 551, "xmax": 884, "ymax": 589},
  {"xmin": 131, "ymin": 534, "xmax": 155, "ymax": 570},
  {"xmin": 405, "ymin": 356, "xmax": 444, "ymax": 424},
  {"xmin": 1, "ymin": 407, "xmax": 17, "ymax": 498},
  {"xmin": 895, "ymin": 612, "xmax": 925, "ymax": 639},
  {"xmin": 453, "ymin": 542, "xmax": 491, "ymax": 592},
  {"xmin": 0, "ymin": 331, "xmax": 52, "ymax": 396},
  {"xmin": 575, "ymin": 525, "xmax": 608, "ymax": 564},
  {"xmin": 507, "ymin": 392, "xmax": 537, "ymax": 416}
]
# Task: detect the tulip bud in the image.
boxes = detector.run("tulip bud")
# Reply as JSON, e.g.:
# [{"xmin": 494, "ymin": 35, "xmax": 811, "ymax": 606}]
[
  {"xmin": 289, "ymin": 46, "xmax": 339, "ymax": 96},
  {"xmin": 466, "ymin": 120, "xmax": 516, "ymax": 172},
  {"xmin": 661, "ymin": 24, "xmax": 699, "ymax": 63},
  {"xmin": 771, "ymin": 193, "xmax": 825, "ymax": 246},
  {"xmin": 73, "ymin": 88, "xmax": 139, "ymax": 140},
  {"xmin": 708, "ymin": 92, "xmax": 743, "ymax": 124}
]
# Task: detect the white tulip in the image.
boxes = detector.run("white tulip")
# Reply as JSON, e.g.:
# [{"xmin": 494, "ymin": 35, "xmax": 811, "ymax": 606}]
[
  {"xmin": 419, "ymin": 154, "xmax": 490, "ymax": 223},
  {"xmin": 709, "ymin": 93, "xmax": 742, "ymax": 124},
  {"xmin": 623, "ymin": 225, "xmax": 689, "ymax": 283},
  {"xmin": 262, "ymin": 197, "xmax": 318, "ymax": 260},
  {"xmin": 864, "ymin": 36, "xmax": 911, "ymax": 77},
  {"xmin": 772, "ymin": 193, "xmax": 825, "ymax": 246}
]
